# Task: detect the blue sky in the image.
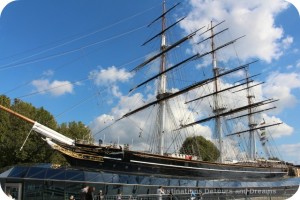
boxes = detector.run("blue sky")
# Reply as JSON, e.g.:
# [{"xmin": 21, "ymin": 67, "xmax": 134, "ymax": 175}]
[{"xmin": 0, "ymin": 0, "xmax": 299, "ymax": 164}]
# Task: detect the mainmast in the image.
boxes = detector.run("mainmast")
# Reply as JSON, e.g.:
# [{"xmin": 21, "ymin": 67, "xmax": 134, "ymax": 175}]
[
  {"xmin": 210, "ymin": 21, "xmax": 225, "ymax": 163},
  {"xmin": 157, "ymin": 0, "xmax": 167, "ymax": 155}
]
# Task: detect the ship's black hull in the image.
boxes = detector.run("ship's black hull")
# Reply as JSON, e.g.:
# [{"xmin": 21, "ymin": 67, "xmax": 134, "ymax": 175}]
[{"xmin": 52, "ymin": 142, "xmax": 287, "ymax": 180}]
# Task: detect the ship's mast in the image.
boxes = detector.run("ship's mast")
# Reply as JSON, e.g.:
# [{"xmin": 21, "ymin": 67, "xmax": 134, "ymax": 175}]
[
  {"xmin": 245, "ymin": 67, "xmax": 257, "ymax": 160},
  {"xmin": 157, "ymin": 0, "xmax": 167, "ymax": 155},
  {"xmin": 210, "ymin": 21, "xmax": 225, "ymax": 163}
]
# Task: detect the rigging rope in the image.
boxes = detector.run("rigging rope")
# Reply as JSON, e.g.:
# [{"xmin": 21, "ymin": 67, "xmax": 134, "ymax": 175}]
[
  {"xmin": 0, "ymin": 25, "xmax": 147, "ymax": 71},
  {"xmin": 20, "ymin": 128, "xmax": 34, "ymax": 151},
  {"xmin": 0, "ymin": 4, "xmax": 159, "ymax": 70}
]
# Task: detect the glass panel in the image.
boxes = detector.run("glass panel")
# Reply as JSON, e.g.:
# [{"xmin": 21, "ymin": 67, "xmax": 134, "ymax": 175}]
[
  {"xmin": 139, "ymin": 176, "xmax": 151, "ymax": 185},
  {"xmin": 8, "ymin": 167, "xmax": 28, "ymax": 178},
  {"xmin": 84, "ymin": 171, "xmax": 104, "ymax": 182},
  {"xmin": 26, "ymin": 167, "xmax": 46, "ymax": 179},
  {"xmin": 99, "ymin": 173, "xmax": 120, "ymax": 183},
  {"xmin": 119, "ymin": 174, "xmax": 133, "ymax": 184},
  {"xmin": 65, "ymin": 170, "xmax": 84, "ymax": 181},
  {"xmin": 45, "ymin": 168, "xmax": 66, "ymax": 180}
]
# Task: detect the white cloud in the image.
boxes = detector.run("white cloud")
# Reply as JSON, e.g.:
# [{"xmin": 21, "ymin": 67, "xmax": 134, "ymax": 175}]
[
  {"xmin": 180, "ymin": 0, "xmax": 289, "ymax": 63},
  {"xmin": 90, "ymin": 90, "xmax": 212, "ymax": 153},
  {"xmin": 263, "ymin": 72, "xmax": 300, "ymax": 112},
  {"xmin": 111, "ymin": 85, "xmax": 122, "ymax": 98},
  {"xmin": 260, "ymin": 113, "xmax": 293, "ymax": 138},
  {"xmin": 89, "ymin": 69, "xmax": 296, "ymax": 155},
  {"xmin": 42, "ymin": 69, "xmax": 54, "ymax": 77},
  {"xmin": 31, "ymin": 79, "xmax": 73, "ymax": 96},
  {"xmin": 286, "ymin": 65, "xmax": 293, "ymax": 69},
  {"xmin": 89, "ymin": 66, "xmax": 133, "ymax": 86},
  {"xmin": 189, "ymin": 77, "xmax": 294, "ymax": 140},
  {"xmin": 281, "ymin": 35, "xmax": 293, "ymax": 49}
]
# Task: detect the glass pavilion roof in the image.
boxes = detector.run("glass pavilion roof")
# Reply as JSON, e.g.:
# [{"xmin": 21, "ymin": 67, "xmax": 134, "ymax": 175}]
[{"xmin": 0, "ymin": 164, "xmax": 299, "ymax": 188}]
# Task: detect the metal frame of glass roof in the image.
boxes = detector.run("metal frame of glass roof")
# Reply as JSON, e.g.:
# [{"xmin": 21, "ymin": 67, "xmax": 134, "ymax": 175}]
[{"xmin": 1, "ymin": 165, "xmax": 299, "ymax": 188}]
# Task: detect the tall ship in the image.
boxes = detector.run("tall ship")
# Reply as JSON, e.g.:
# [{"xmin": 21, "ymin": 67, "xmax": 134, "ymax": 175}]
[{"xmin": 0, "ymin": 1, "xmax": 288, "ymax": 180}]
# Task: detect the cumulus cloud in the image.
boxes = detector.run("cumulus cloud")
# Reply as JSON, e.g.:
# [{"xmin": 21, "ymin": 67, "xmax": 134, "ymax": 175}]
[
  {"xmin": 263, "ymin": 72, "xmax": 300, "ymax": 112},
  {"xmin": 180, "ymin": 0, "xmax": 289, "ymax": 63},
  {"xmin": 281, "ymin": 35, "xmax": 293, "ymax": 49},
  {"xmin": 260, "ymin": 113, "xmax": 293, "ymax": 138},
  {"xmin": 89, "ymin": 66, "xmax": 133, "ymax": 86},
  {"xmin": 88, "ymin": 70, "xmax": 295, "ymax": 156},
  {"xmin": 90, "ymin": 90, "xmax": 212, "ymax": 153},
  {"xmin": 31, "ymin": 79, "xmax": 73, "ymax": 96},
  {"xmin": 111, "ymin": 85, "xmax": 122, "ymax": 98}
]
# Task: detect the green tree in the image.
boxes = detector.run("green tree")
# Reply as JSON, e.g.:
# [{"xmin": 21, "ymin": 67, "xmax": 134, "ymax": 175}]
[
  {"xmin": 58, "ymin": 121, "xmax": 92, "ymax": 141},
  {"xmin": 180, "ymin": 136, "xmax": 220, "ymax": 162},
  {"xmin": 0, "ymin": 95, "xmax": 93, "ymax": 169},
  {"xmin": 269, "ymin": 157, "xmax": 280, "ymax": 161}
]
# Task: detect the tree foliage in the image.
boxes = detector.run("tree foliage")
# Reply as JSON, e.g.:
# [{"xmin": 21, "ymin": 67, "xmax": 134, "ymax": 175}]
[
  {"xmin": 0, "ymin": 95, "xmax": 93, "ymax": 169},
  {"xmin": 58, "ymin": 121, "xmax": 92, "ymax": 141},
  {"xmin": 180, "ymin": 136, "xmax": 220, "ymax": 162}
]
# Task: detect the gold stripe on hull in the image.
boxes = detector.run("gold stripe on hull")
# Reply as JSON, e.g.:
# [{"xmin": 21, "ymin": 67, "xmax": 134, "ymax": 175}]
[{"xmin": 52, "ymin": 144, "xmax": 104, "ymax": 162}]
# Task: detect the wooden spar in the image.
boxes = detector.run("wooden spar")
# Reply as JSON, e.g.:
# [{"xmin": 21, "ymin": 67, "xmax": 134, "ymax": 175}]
[
  {"xmin": 197, "ymin": 28, "xmax": 229, "ymax": 45},
  {"xmin": 124, "ymin": 62, "xmax": 252, "ymax": 120},
  {"xmin": 185, "ymin": 80, "xmax": 253, "ymax": 104},
  {"xmin": 130, "ymin": 42, "xmax": 255, "ymax": 93},
  {"xmin": 129, "ymin": 53, "xmax": 199, "ymax": 92},
  {"xmin": 226, "ymin": 122, "xmax": 283, "ymax": 137},
  {"xmin": 232, "ymin": 82, "xmax": 264, "ymax": 93},
  {"xmin": 0, "ymin": 105, "xmax": 35, "ymax": 124},
  {"xmin": 142, "ymin": 16, "xmax": 186, "ymax": 46},
  {"xmin": 130, "ymin": 27, "xmax": 204, "ymax": 72},
  {"xmin": 179, "ymin": 98, "xmax": 277, "ymax": 129},
  {"xmin": 228, "ymin": 106, "xmax": 276, "ymax": 120},
  {"xmin": 147, "ymin": 2, "xmax": 181, "ymax": 27},
  {"xmin": 234, "ymin": 73, "xmax": 261, "ymax": 84}
]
